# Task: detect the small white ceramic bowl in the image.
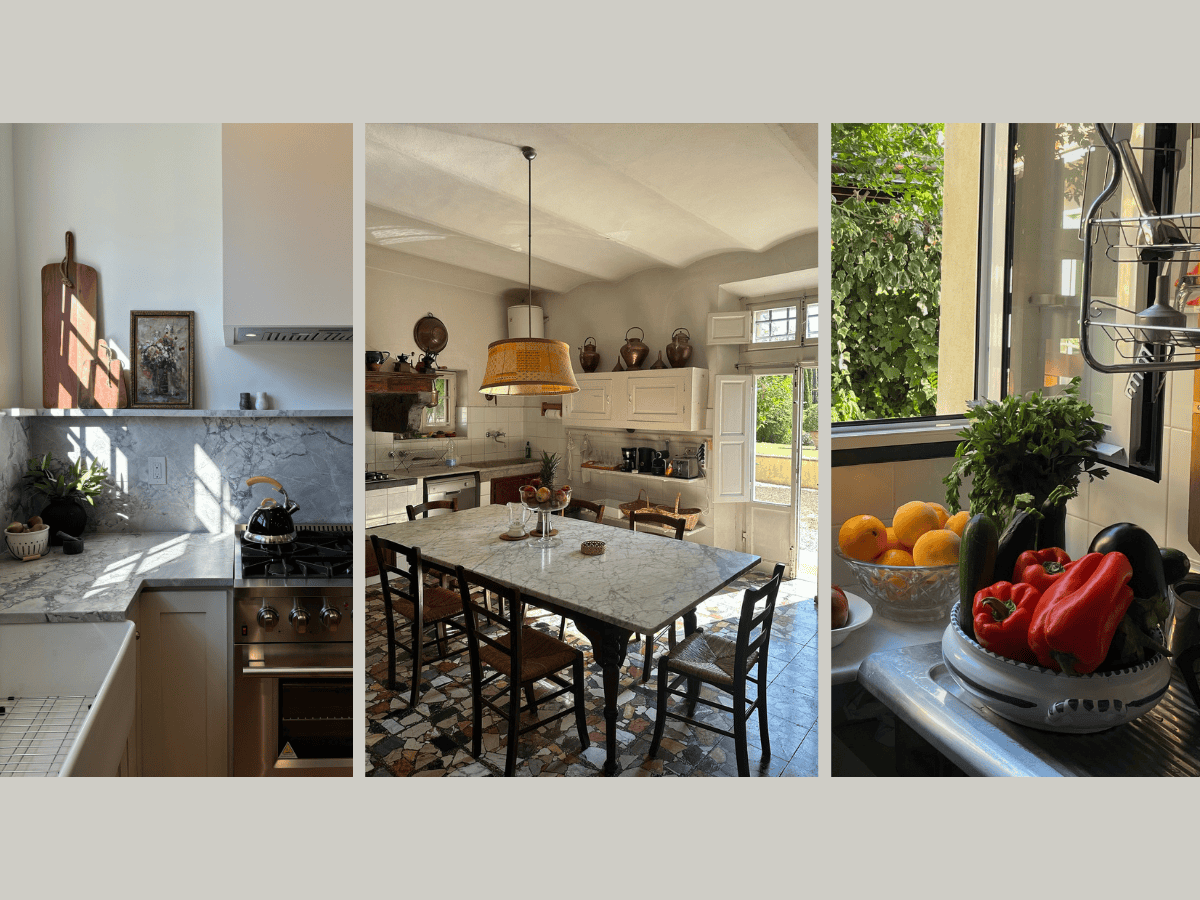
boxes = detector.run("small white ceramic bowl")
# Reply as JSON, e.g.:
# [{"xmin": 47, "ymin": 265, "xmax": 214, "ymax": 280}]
[
  {"xmin": 5, "ymin": 524, "xmax": 50, "ymax": 560},
  {"xmin": 831, "ymin": 592, "xmax": 873, "ymax": 648}
]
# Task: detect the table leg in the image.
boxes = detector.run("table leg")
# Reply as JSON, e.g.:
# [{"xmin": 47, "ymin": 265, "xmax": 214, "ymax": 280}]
[
  {"xmin": 574, "ymin": 618, "xmax": 632, "ymax": 776},
  {"xmin": 682, "ymin": 610, "xmax": 701, "ymax": 715}
]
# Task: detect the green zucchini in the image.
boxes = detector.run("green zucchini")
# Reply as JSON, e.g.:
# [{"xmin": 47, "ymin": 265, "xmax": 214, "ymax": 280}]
[
  {"xmin": 958, "ymin": 513, "xmax": 999, "ymax": 640},
  {"xmin": 994, "ymin": 509, "xmax": 1039, "ymax": 587}
]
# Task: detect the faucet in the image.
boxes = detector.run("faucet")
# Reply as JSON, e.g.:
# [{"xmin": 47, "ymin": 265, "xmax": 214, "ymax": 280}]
[
  {"xmin": 486, "ymin": 430, "xmax": 507, "ymax": 445},
  {"xmin": 1174, "ymin": 273, "xmax": 1200, "ymax": 313}
]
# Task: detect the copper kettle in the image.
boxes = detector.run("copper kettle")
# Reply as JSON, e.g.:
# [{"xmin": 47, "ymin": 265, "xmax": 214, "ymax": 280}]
[
  {"xmin": 620, "ymin": 327, "xmax": 649, "ymax": 370},
  {"xmin": 666, "ymin": 328, "xmax": 693, "ymax": 368},
  {"xmin": 578, "ymin": 336, "xmax": 600, "ymax": 373}
]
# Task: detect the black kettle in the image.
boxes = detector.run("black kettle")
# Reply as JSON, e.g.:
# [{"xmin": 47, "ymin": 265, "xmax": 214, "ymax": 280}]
[{"xmin": 244, "ymin": 476, "xmax": 299, "ymax": 544}]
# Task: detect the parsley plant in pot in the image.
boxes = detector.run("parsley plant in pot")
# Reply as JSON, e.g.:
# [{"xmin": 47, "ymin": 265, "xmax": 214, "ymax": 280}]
[
  {"xmin": 943, "ymin": 378, "xmax": 1108, "ymax": 548},
  {"xmin": 23, "ymin": 453, "xmax": 109, "ymax": 545}
]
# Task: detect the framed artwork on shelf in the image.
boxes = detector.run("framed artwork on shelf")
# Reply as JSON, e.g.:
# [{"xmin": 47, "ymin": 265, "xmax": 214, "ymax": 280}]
[{"xmin": 130, "ymin": 310, "xmax": 195, "ymax": 409}]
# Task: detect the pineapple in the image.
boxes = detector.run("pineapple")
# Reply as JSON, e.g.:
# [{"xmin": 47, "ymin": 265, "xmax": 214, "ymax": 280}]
[{"xmin": 539, "ymin": 451, "xmax": 560, "ymax": 492}]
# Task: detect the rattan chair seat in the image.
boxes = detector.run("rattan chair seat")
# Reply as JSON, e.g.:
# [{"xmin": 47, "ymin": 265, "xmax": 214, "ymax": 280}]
[
  {"xmin": 665, "ymin": 630, "xmax": 758, "ymax": 688},
  {"xmin": 391, "ymin": 585, "xmax": 463, "ymax": 624},
  {"xmin": 480, "ymin": 626, "xmax": 579, "ymax": 683}
]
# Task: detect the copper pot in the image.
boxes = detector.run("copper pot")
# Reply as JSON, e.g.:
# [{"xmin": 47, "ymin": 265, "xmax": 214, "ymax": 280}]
[
  {"xmin": 666, "ymin": 328, "xmax": 693, "ymax": 368},
  {"xmin": 578, "ymin": 336, "xmax": 600, "ymax": 373},
  {"xmin": 620, "ymin": 327, "xmax": 649, "ymax": 370}
]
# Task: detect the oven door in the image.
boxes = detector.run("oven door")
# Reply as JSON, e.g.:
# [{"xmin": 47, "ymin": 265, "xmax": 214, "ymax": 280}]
[{"xmin": 233, "ymin": 642, "xmax": 353, "ymax": 777}]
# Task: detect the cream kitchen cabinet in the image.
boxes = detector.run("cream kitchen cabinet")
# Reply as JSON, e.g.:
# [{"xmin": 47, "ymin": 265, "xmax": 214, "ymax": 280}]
[
  {"xmin": 564, "ymin": 368, "xmax": 708, "ymax": 432},
  {"xmin": 365, "ymin": 479, "xmax": 421, "ymax": 528},
  {"xmin": 131, "ymin": 589, "xmax": 230, "ymax": 777},
  {"xmin": 563, "ymin": 373, "xmax": 618, "ymax": 423}
]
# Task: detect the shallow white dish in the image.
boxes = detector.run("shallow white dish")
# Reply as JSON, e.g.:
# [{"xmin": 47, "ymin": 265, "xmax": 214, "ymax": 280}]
[
  {"xmin": 941, "ymin": 601, "xmax": 1171, "ymax": 733},
  {"xmin": 831, "ymin": 592, "xmax": 873, "ymax": 648}
]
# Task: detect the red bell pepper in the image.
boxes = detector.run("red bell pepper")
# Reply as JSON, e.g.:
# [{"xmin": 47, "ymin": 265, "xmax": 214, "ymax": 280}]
[
  {"xmin": 972, "ymin": 581, "xmax": 1041, "ymax": 665},
  {"xmin": 1013, "ymin": 547, "xmax": 1072, "ymax": 593},
  {"xmin": 1027, "ymin": 551, "xmax": 1135, "ymax": 675}
]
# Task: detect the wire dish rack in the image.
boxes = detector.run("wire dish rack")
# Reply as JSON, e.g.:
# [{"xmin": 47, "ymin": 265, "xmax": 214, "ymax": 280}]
[
  {"xmin": 1080, "ymin": 124, "xmax": 1200, "ymax": 374},
  {"xmin": 0, "ymin": 695, "xmax": 94, "ymax": 776}
]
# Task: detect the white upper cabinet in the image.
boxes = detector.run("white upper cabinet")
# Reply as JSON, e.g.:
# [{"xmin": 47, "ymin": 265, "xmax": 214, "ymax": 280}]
[
  {"xmin": 564, "ymin": 369, "xmax": 708, "ymax": 432},
  {"xmin": 706, "ymin": 310, "xmax": 753, "ymax": 345},
  {"xmin": 562, "ymin": 373, "xmax": 616, "ymax": 423}
]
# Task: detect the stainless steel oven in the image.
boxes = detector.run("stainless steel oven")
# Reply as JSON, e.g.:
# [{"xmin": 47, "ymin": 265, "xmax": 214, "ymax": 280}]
[{"xmin": 232, "ymin": 525, "xmax": 353, "ymax": 777}]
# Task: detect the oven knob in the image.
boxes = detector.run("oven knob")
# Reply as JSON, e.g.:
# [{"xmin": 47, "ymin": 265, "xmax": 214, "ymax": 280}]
[
  {"xmin": 257, "ymin": 606, "xmax": 280, "ymax": 631},
  {"xmin": 320, "ymin": 604, "xmax": 342, "ymax": 633},
  {"xmin": 289, "ymin": 605, "xmax": 310, "ymax": 635}
]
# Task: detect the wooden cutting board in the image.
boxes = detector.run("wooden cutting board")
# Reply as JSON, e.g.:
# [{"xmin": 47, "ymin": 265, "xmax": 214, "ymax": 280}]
[
  {"xmin": 90, "ymin": 338, "xmax": 127, "ymax": 409},
  {"xmin": 42, "ymin": 232, "xmax": 100, "ymax": 408}
]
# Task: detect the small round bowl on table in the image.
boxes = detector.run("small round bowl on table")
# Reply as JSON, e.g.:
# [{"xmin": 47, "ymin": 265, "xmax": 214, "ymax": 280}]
[
  {"xmin": 835, "ymin": 547, "xmax": 959, "ymax": 623},
  {"xmin": 520, "ymin": 488, "xmax": 571, "ymax": 549}
]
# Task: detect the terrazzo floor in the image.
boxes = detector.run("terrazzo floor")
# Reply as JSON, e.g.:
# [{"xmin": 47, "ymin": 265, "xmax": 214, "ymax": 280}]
[{"xmin": 365, "ymin": 571, "xmax": 818, "ymax": 777}]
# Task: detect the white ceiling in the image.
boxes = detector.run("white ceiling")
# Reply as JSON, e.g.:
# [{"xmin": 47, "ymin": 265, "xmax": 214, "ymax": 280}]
[{"xmin": 366, "ymin": 123, "xmax": 818, "ymax": 294}]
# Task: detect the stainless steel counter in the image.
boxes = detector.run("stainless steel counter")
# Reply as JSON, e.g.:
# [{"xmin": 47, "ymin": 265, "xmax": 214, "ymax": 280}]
[{"xmin": 859, "ymin": 641, "xmax": 1200, "ymax": 776}]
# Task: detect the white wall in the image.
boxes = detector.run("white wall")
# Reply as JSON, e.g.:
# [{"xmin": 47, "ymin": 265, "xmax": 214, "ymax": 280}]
[
  {"xmin": 0, "ymin": 125, "xmax": 18, "ymax": 408},
  {"xmin": 366, "ymin": 244, "xmax": 522, "ymax": 408},
  {"xmin": 12, "ymin": 124, "xmax": 350, "ymax": 410}
]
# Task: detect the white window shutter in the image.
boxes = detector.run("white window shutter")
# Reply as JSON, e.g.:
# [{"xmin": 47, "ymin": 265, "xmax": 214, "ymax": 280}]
[
  {"xmin": 712, "ymin": 375, "xmax": 753, "ymax": 502},
  {"xmin": 707, "ymin": 310, "xmax": 752, "ymax": 344}
]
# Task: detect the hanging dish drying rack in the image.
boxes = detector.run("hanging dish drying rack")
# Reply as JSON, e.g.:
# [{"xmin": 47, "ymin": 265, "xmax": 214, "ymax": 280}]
[{"xmin": 1079, "ymin": 123, "xmax": 1200, "ymax": 374}]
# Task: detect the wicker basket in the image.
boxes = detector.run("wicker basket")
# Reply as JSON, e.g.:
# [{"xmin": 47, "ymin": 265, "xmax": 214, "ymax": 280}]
[{"xmin": 619, "ymin": 489, "xmax": 701, "ymax": 531}]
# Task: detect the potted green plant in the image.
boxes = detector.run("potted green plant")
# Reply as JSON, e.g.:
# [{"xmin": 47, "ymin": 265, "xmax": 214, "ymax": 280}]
[
  {"xmin": 23, "ymin": 453, "xmax": 109, "ymax": 545},
  {"xmin": 943, "ymin": 378, "xmax": 1108, "ymax": 547}
]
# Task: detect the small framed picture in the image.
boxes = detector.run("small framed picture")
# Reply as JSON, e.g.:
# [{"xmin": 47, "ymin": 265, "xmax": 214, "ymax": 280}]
[{"xmin": 130, "ymin": 310, "xmax": 195, "ymax": 409}]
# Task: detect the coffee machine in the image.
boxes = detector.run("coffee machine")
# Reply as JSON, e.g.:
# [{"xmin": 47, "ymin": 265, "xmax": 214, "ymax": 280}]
[
  {"xmin": 620, "ymin": 447, "xmax": 638, "ymax": 472},
  {"xmin": 637, "ymin": 447, "xmax": 657, "ymax": 473}
]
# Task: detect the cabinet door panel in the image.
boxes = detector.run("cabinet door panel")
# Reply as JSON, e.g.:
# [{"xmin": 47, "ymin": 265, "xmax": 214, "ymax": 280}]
[
  {"xmin": 137, "ymin": 590, "xmax": 229, "ymax": 776},
  {"xmin": 564, "ymin": 374, "xmax": 617, "ymax": 422},
  {"xmin": 627, "ymin": 372, "xmax": 689, "ymax": 424}
]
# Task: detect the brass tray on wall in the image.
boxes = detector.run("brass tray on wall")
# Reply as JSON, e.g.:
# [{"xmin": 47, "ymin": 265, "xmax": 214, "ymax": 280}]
[{"xmin": 414, "ymin": 313, "xmax": 448, "ymax": 354}]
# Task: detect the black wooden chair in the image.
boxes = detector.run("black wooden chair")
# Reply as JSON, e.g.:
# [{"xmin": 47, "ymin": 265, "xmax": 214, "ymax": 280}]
[
  {"xmin": 628, "ymin": 509, "xmax": 686, "ymax": 682},
  {"xmin": 406, "ymin": 498, "xmax": 458, "ymax": 520},
  {"xmin": 370, "ymin": 535, "xmax": 467, "ymax": 709},
  {"xmin": 648, "ymin": 563, "xmax": 785, "ymax": 776},
  {"xmin": 454, "ymin": 565, "xmax": 590, "ymax": 777}
]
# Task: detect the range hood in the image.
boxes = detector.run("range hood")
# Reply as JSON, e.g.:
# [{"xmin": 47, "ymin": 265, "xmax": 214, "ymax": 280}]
[
  {"xmin": 233, "ymin": 327, "xmax": 352, "ymax": 344},
  {"xmin": 222, "ymin": 124, "xmax": 353, "ymax": 347}
]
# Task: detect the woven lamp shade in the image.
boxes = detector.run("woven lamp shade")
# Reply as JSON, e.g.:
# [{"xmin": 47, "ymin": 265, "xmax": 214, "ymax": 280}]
[{"xmin": 479, "ymin": 337, "xmax": 580, "ymax": 396}]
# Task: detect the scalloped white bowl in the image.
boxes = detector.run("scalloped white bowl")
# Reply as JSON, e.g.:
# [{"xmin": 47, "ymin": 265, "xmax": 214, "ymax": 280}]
[
  {"xmin": 941, "ymin": 602, "xmax": 1171, "ymax": 733},
  {"xmin": 831, "ymin": 592, "xmax": 873, "ymax": 648}
]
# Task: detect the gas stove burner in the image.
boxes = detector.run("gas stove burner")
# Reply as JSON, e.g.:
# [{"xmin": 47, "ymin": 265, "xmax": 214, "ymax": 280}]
[
  {"xmin": 365, "ymin": 471, "xmax": 393, "ymax": 482},
  {"xmin": 238, "ymin": 525, "xmax": 353, "ymax": 579}
]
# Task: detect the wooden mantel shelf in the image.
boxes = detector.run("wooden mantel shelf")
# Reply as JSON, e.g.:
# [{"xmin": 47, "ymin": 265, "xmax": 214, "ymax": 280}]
[{"xmin": 365, "ymin": 372, "xmax": 437, "ymax": 394}]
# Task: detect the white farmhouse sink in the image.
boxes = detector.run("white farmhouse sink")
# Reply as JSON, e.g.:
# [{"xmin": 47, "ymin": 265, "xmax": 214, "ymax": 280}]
[{"xmin": 0, "ymin": 621, "xmax": 136, "ymax": 776}]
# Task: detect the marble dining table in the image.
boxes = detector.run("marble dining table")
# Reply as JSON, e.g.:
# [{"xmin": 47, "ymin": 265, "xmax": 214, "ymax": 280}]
[{"xmin": 372, "ymin": 503, "xmax": 762, "ymax": 775}]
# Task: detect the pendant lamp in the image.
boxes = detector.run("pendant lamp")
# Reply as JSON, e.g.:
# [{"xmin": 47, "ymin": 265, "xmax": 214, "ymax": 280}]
[{"xmin": 479, "ymin": 146, "xmax": 580, "ymax": 397}]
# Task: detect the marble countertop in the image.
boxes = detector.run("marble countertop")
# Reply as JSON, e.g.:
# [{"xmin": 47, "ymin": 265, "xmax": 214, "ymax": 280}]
[
  {"xmin": 0, "ymin": 533, "xmax": 237, "ymax": 623},
  {"xmin": 369, "ymin": 460, "xmax": 540, "ymax": 485},
  {"xmin": 373, "ymin": 504, "xmax": 759, "ymax": 634}
]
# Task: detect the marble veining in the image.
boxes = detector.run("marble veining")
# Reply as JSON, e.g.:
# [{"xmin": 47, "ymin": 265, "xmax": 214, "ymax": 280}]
[
  {"xmin": 373, "ymin": 505, "xmax": 760, "ymax": 634},
  {"xmin": 0, "ymin": 532, "xmax": 236, "ymax": 622},
  {"xmin": 1, "ymin": 416, "xmax": 31, "ymax": 524},
  {"xmin": 21, "ymin": 415, "xmax": 352, "ymax": 533}
]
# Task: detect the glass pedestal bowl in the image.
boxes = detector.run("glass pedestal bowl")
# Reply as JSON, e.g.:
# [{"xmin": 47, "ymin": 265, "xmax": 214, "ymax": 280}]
[{"xmin": 520, "ymin": 487, "xmax": 571, "ymax": 549}]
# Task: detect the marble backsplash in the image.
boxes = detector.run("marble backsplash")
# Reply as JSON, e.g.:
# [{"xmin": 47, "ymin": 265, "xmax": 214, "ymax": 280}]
[
  {"xmin": 17, "ymin": 416, "xmax": 352, "ymax": 533},
  {"xmin": 1, "ymin": 416, "xmax": 31, "ymax": 522}
]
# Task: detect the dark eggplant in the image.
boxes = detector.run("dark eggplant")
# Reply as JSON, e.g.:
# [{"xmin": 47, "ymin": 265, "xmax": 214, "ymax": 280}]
[
  {"xmin": 994, "ymin": 509, "xmax": 1039, "ymax": 588},
  {"xmin": 1160, "ymin": 547, "xmax": 1192, "ymax": 586},
  {"xmin": 1088, "ymin": 523, "xmax": 1167, "ymax": 602}
]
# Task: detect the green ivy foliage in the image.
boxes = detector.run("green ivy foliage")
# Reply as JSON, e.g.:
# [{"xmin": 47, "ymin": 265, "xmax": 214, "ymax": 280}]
[
  {"xmin": 832, "ymin": 123, "xmax": 944, "ymax": 421},
  {"xmin": 755, "ymin": 374, "xmax": 793, "ymax": 443}
]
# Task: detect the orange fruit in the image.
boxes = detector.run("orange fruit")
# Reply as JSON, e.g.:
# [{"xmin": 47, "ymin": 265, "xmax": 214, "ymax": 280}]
[
  {"xmin": 912, "ymin": 529, "xmax": 961, "ymax": 566},
  {"xmin": 893, "ymin": 501, "xmax": 939, "ymax": 549},
  {"xmin": 945, "ymin": 511, "xmax": 970, "ymax": 537},
  {"xmin": 876, "ymin": 548, "xmax": 915, "ymax": 567},
  {"xmin": 927, "ymin": 502, "xmax": 950, "ymax": 528},
  {"xmin": 879, "ymin": 527, "xmax": 905, "ymax": 553},
  {"xmin": 838, "ymin": 515, "xmax": 886, "ymax": 562}
]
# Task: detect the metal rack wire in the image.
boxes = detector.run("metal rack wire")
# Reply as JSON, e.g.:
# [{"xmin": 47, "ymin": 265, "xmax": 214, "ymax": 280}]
[
  {"xmin": 1080, "ymin": 124, "xmax": 1200, "ymax": 374},
  {"xmin": 0, "ymin": 695, "xmax": 94, "ymax": 777}
]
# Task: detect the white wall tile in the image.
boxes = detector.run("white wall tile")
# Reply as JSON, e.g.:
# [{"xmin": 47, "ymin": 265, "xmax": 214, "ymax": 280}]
[
  {"xmin": 1165, "ymin": 425, "xmax": 1197, "ymax": 559},
  {"xmin": 831, "ymin": 462, "xmax": 894, "ymax": 523},
  {"xmin": 1087, "ymin": 441, "xmax": 1171, "ymax": 541}
]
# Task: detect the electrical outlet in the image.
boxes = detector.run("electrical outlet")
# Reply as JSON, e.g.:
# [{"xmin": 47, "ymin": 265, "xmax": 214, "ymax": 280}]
[{"xmin": 148, "ymin": 457, "xmax": 166, "ymax": 485}]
